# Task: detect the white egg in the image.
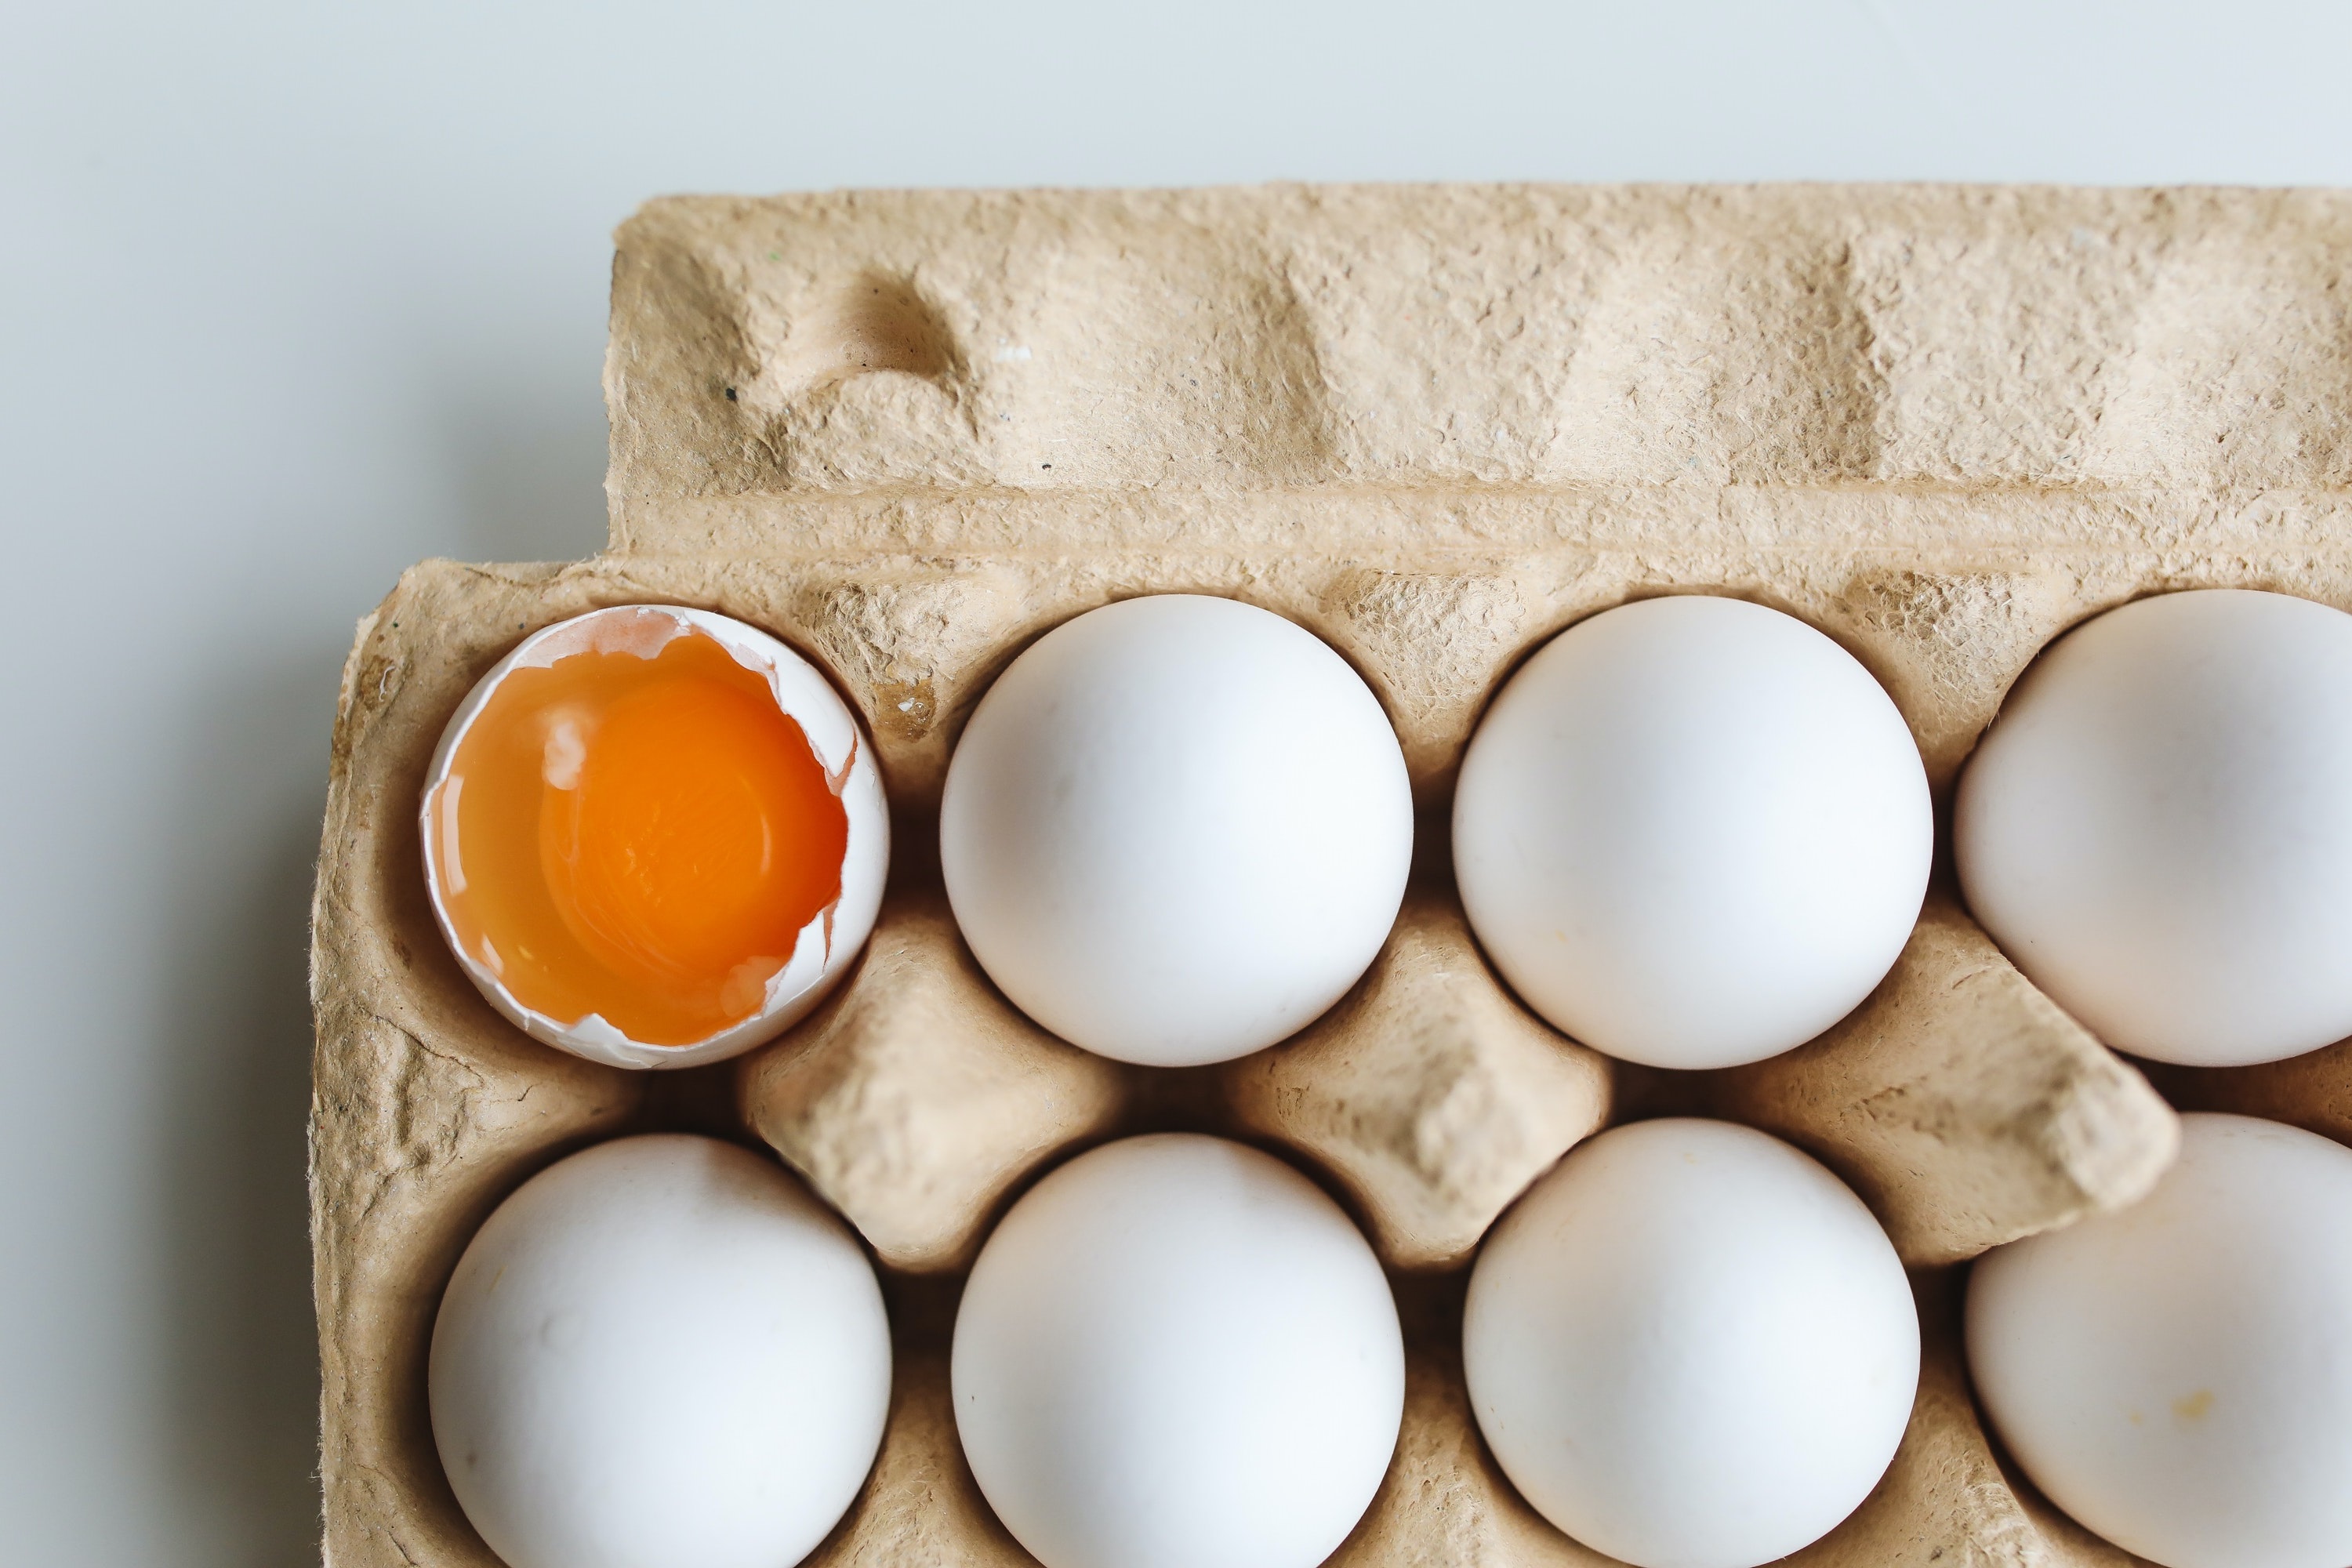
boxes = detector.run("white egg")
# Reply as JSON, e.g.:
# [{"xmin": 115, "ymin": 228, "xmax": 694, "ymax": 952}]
[
  {"xmin": 1969, "ymin": 1113, "xmax": 2352, "ymax": 1568},
  {"xmin": 939, "ymin": 594, "xmax": 1414, "ymax": 1067},
  {"xmin": 1452, "ymin": 595, "xmax": 1932, "ymax": 1069},
  {"xmin": 430, "ymin": 1135, "xmax": 891, "ymax": 1568},
  {"xmin": 1955, "ymin": 589, "xmax": 2352, "ymax": 1068},
  {"xmin": 1464, "ymin": 1118, "xmax": 1918, "ymax": 1568},
  {"xmin": 951, "ymin": 1134, "xmax": 1405, "ymax": 1568}
]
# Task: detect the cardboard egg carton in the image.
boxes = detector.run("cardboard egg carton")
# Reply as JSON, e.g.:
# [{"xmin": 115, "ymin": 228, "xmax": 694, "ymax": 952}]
[{"xmin": 310, "ymin": 184, "xmax": 2352, "ymax": 1568}]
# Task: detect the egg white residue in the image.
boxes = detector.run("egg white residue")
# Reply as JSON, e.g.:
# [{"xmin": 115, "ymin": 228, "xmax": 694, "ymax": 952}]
[
  {"xmin": 1956, "ymin": 588, "xmax": 2352, "ymax": 1068},
  {"xmin": 1452, "ymin": 594, "xmax": 1932, "ymax": 1070},
  {"xmin": 419, "ymin": 604, "xmax": 889, "ymax": 1070},
  {"xmin": 1464, "ymin": 1118, "xmax": 1919, "ymax": 1568},
  {"xmin": 952, "ymin": 1134, "xmax": 1405, "ymax": 1568},
  {"xmin": 939, "ymin": 594, "xmax": 1414, "ymax": 1068},
  {"xmin": 1969, "ymin": 1113, "xmax": 2352, "ymax": 1568},
  {"xmin": 430, "ymin": 1135, "xmax": 892, "ymax": 1568}
]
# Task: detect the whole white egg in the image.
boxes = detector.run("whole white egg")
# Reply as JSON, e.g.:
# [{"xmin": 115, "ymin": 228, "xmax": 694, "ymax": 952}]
[
  {"xmin": 1968, "ymin": 1113, "xmax": 2352, "ymax": 1568},
  {"xmin": 951, "ymin": 1133, "xmax": 1405, "ymax": 1568},
  {"xmin": 939, "ymin": 594, "xmax": 1414, "ymax": 1067},
  {"xmin": 1464, "ymin": 1117, "xmax": 1919, "ymax": 1568},
  {"xmin": 429, "ymin": 1134, "xmax": 891, "ymax": 1568},
  {"xmin": 1452, "ymin": 595, "xmax": 1932, "ymax": 1069},
  {"xmin": 1955, "ymin": 588, "xmax": 2352, "ymax": 1067}
]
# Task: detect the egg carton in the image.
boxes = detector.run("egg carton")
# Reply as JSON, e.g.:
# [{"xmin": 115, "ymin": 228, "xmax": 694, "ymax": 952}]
[{"xmin": 309, "ymin": 184, "xmax": 2352, "ymax": 1568}]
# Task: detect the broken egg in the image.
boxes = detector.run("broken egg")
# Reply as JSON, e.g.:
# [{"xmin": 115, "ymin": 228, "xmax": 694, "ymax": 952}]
[{"xmin": 420, "ymin": 604, "xmax": 888, "ymax": 1069}]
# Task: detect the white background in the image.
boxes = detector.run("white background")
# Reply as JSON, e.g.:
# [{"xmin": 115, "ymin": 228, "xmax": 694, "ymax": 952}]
[{"xmin": 5, "ymin": 3, "xmax": 2351, "ymax": 1563}]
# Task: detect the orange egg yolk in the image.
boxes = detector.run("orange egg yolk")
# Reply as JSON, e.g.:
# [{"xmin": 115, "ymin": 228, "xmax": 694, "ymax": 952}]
[{"xmin": 425, "ymin": 626, "xmax": 849, "ymax": 1047}]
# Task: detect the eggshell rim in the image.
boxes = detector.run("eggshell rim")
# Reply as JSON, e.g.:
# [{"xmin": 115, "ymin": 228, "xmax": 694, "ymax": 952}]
[{"xmin": 418, "ymin": 604, "xmax": 890, "ymax": 1070}]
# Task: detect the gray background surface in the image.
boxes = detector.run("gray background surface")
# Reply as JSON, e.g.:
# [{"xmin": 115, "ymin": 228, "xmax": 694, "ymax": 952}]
[{"xmin": 6, "ymin": 3, "xmax": 2351, "ymax": 1563}]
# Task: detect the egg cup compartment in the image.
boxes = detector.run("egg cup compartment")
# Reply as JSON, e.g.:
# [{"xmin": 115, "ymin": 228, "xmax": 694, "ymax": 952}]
[{"xmin": 314, "ymin": 185, "xmax": 2352, "ymax": 1568}]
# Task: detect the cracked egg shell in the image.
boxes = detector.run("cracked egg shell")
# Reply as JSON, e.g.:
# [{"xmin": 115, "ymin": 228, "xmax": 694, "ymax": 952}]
[{"xmin": 419, "ymin": 604, "xmax": 888, "ymax": 1069}]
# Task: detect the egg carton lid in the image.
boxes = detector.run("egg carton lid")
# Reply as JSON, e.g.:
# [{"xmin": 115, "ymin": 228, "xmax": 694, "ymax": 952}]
[{"xmin": 604, "ymin": 183, "xmax": 2352, "ymax": 562}]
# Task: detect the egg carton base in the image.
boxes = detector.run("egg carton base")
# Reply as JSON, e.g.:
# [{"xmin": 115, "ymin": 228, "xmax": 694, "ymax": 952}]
[{"xmin": 316, "ymin": 181, "xmax": 2352, "ymax": 1568}]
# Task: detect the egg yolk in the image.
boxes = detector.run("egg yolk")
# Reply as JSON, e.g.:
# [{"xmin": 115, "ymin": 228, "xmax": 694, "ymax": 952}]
[{"xmin": 425, "ymin": 626, "xmax": 849, "ymax": 1047}]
